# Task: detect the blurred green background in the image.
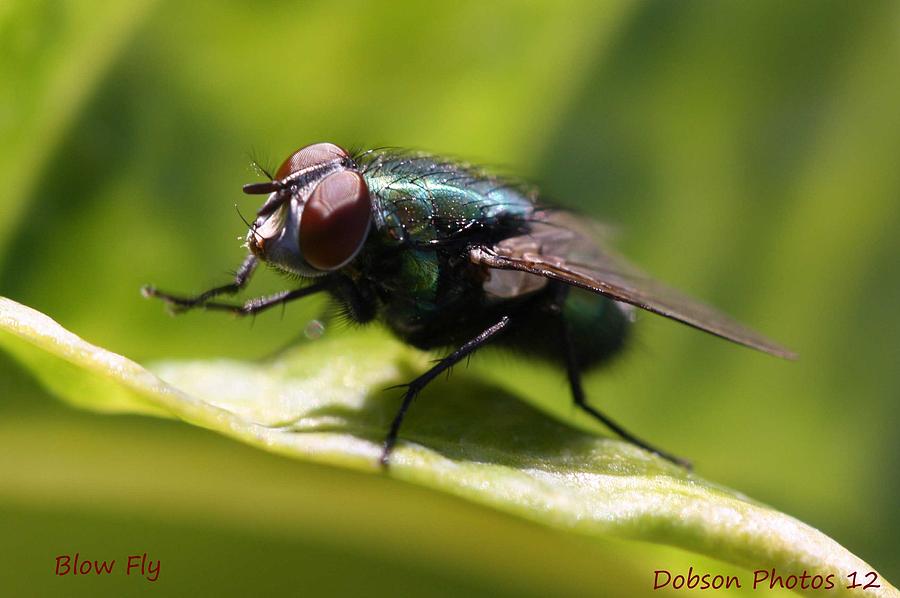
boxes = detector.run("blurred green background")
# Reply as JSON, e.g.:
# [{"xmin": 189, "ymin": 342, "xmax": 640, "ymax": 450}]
[{"xmin": 2, "ymin": 1, "xmax": 898, "ymax": 595}]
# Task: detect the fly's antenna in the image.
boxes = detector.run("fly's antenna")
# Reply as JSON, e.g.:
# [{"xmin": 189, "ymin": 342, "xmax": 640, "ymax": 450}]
[
  {"xmin": 247, "ymin": 147, "xmax": 275, "ymax": 181},
  {"xmin": 242, "ymin": 180, "xmax": 283, "ymax": 195},
  {"xmin": 242, "ymin": 177, "xmax": 291, "ymax": 218},
  {"xmin": 250, "ymin": 159, "xmax": 275, "ymax": 181}
]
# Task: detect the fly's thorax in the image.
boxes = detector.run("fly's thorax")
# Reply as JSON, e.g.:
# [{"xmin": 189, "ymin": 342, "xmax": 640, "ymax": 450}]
[
  {"xmin": 359, "ymin": 151, "xmax": 536, "ymax": 247},
  {"xmin": 244, "ymin": 143, "xmax": 374, "ymax": 278}
]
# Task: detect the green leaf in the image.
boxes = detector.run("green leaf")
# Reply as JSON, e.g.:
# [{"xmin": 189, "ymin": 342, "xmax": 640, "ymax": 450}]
[{"xmin": 1, "ymin": 296, "xmax": 896, "ymax": 598}]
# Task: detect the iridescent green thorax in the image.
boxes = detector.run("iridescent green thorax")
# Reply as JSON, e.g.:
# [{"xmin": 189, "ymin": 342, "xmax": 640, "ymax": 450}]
[
  {"xmin": 357, "ymin": 151, "xmax": 537, "ymax": 247},
  {"xmin": 345, "ymin": 150, "xmax": 540, "ymax": 342}
]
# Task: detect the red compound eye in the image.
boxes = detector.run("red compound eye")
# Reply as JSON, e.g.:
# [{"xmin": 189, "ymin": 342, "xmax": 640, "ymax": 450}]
[
  {"xmin": 275, "ymin": 142, "xmax": 348, "ymax": 179},
  {"xmin": 300, "ymin": 170, "xmax": 372, "ymax": 271}
]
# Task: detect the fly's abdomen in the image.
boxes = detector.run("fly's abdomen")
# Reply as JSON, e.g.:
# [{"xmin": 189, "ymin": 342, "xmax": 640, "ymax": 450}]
[
  {"xmin": 562, "ymin": 287, "xmax": 632, "ymax": 370},
  {"xmin": 474, "ymin": 283, "xmax": 632, "ymax": 372}
]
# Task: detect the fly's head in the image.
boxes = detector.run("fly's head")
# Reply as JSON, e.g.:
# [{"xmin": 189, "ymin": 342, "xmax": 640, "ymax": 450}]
[{"xmin": 242, "ymin": 142, "xmax": 373, "ymax": 277}]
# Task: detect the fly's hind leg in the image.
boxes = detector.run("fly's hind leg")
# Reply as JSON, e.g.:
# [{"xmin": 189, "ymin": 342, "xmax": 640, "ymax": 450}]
[
  {"xmin": 557, "ymin": 315, "xmax": 692, "ymax": 469},
  {"xmin": 142, "ymin": 254, "xmax": 258, "ymax": 313},
  {"xmin": 380, "ymin": 316, "xmax": 512, "ymax": 468}
]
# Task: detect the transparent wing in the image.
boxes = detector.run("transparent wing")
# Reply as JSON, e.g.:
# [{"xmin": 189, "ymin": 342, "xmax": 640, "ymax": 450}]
[{"xmin": 470, "ymin": 213, "xmax": 797, "ymax": 360}]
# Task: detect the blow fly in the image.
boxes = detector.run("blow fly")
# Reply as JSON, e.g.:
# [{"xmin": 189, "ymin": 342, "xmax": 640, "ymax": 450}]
[{"xmin": 143, "ymin": 142, "xmax": 795, "ymax": 468}]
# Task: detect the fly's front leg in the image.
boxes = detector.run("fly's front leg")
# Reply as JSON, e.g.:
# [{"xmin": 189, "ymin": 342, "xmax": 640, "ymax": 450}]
[
  {"xmin": 556, "ymin": 314, "xmax": 692, "ymax": 469},
  {"xmin": 380, "ymin": 315, "xmax": 512, "ymax": 467},
  {"xmin": 142, "ymin": 254, "xmax": 258, "ymax": 313},
  {"xmin": 179, "ymin": 283, "xmax": 329, "ymax": 316}
]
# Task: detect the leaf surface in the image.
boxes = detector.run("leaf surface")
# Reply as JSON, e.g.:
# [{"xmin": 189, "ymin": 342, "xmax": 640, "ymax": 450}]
[{"xmin": 0, "ymin": 296, "xmax": 895, "ymax": 598}]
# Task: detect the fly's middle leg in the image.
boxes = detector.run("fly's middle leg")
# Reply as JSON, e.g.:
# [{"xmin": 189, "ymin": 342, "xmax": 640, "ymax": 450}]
[{"xmin": 380, "ymin": 315, "xmax": 513, "ymax": 467}]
